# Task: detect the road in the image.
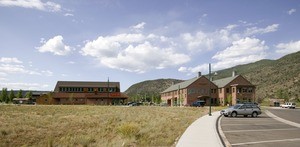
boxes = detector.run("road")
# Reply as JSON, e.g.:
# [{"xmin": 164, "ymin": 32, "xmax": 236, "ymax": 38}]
[
  {"xmin": 267, "ymin": 107, "xmax": 300, "ymax": 124},
  {"xmin": 220, "ymin": 108, "xmax": 300, "ymax": 147}
]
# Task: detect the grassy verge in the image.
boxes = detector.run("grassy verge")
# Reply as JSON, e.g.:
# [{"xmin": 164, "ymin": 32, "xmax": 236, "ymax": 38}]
[{"xmin": 0, "ymin": 105, "xmax": 221, "ymax": 146}]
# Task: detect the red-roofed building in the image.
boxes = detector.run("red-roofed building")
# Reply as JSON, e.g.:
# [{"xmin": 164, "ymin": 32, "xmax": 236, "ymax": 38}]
[{"xmin": 37, "ymin": 81, "xmax": 128, "ymax": 105}]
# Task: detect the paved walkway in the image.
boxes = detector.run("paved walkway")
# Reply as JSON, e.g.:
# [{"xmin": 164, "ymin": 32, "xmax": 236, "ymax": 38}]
[{"xmin": 176, "ymin": 111, "xmax": 223, "ymax": 147}]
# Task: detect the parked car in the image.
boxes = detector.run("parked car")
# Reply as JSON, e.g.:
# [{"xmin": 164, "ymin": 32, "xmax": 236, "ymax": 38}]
[
  {"xmin": 220, "ymin": 103, "xmax": 262, "ymax": 117},
  {"xmin": 281, "ymin": 102, "xmax": 296, "ymax": 109},
  {"xmin": 191, "ymin": 100, "xmax": 205, "ymax": 107}
]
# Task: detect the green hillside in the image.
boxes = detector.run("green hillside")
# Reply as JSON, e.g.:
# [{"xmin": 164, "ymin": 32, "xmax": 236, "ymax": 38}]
[
  {"xmin": 214, "ymin": 51, "xmax": 300, "ymax": 102},
  {"xmin": 125, "ymin": 51, "xmax": 300, "ymax": 103},
  {"xmin": 124, "ymin": 79, "xmax": 183, "ymax": 102}
]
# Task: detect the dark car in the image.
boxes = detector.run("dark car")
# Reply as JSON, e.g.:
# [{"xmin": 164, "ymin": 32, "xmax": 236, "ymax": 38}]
[{"xmin": 191, "ymin": 101, "xmax": 205, "ymax": 107}]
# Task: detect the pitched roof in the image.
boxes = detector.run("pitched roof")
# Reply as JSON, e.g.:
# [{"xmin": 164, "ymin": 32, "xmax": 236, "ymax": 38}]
[
  {"xmin": 162, "ymin": 77, "xmax": 199, "ymax": 93},
  {"xmin": 212, "ymin": 75, "xmax": 239, "ymax": 88},
  {"xmin": 54, "ymin": 81, "xmax": 120, "ymax": 92}
]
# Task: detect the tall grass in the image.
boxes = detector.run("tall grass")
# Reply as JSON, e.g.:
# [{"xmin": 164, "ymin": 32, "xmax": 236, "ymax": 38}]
[{"xmin": 0, "ymin": 105, "xmax": 220, "ymax": 146}]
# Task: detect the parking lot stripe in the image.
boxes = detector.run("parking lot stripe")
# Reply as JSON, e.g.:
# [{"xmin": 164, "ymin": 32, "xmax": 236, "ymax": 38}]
[
  {"xmin": 223, "ymin": 128, "xmax": 298, "ymax": 133},
  {"xmin": 231, "ymin": 138, "xmax": 300, "ymax": 146}
]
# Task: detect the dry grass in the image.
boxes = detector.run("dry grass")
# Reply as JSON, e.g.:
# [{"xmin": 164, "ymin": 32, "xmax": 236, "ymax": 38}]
[{"xmin": 0, "ymin": 105, "xmax": 221, "ymax": 146}]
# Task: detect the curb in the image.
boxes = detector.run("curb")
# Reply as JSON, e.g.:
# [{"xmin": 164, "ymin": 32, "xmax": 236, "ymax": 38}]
[
  {"xmin": 217, "ymin": 115, "xmax": 231, "ymax": 147},
  {"xmin": 265, "ymin": 110, "xmax": 300, "ymax": 128}
]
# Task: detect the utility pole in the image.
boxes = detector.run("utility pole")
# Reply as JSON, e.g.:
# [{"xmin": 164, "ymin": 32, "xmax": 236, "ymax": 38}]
[{"xmin": 209, "ymin": 63, "xmax": 212, "ymax": 116}]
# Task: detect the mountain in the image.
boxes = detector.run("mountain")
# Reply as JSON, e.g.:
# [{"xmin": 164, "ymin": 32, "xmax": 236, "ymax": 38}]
[
  {"xmin": 124, "ymin": 79, "xmax": 183, "ymax": 102},
  {"xmin": 125, "ymin": 51, "xmax": 300, "ymax": 103},
  {"xmin": 214, "ymin": 51, "xmax": 300, "ymax": 102}
]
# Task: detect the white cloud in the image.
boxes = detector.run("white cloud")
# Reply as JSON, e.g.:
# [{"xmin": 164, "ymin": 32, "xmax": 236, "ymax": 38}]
[
  {"xmin": 81, "ymin": 33, "xmax": 190, "ymax": 73},
  {"xmin": 212, "ymin": 37, "xmax": 268, "ymax": 69},
  {"xmin": 0, "ymin": 57, "xmax": 23, "ymax": 64},
  {"xmin": 64, "ymin": 13, "xmax": 74, "ymax": 17},
  {"xmin": 181, "ymin": 25, "xmax": 241, "ymax": 52},
  {"xmin": 36, "ymin": 35, "xmax": 72, "ymax": 56},
  {"xmin": 245, "ymin": 24, "xmax": 279, "ymax": 36},
  {"xmin": 0, "ymin": 58, "xmax": 54, "ymax": 78},
  {"xmin": 276, "ymin": 40, "xmax": 300, "ymax": 55},
  {"xmin": 179, "ymin": 37, "xmax": 269, "ymax": 75},
  {"xmin": 178, "ymin": 64, "xmax": 208, "ymax": 75},
  {"xmin": 0, "ymin": 64, "xmax": 40, "ymax": 75},
  {"xmin": 288, "ymin": 9, "xmax": 296, "ymax": 15},
  {"xmin": 0, "ymin": 82, "xmax": 49, "ymax": 90},
  {"xmin": 131, "ymin": 22, "xmax": 146, "ymax": 30},
  {"xmin": 0, "ymin": 0, "xmax": 61, "ymax": 12}
]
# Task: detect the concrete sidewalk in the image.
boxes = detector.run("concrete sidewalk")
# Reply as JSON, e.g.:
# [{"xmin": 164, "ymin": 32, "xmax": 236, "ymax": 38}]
[{"xmin": 176, "ymin": 111, "xmax": 223, "ymax": 147}]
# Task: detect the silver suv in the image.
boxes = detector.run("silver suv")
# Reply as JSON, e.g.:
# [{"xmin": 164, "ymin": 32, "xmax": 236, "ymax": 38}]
[{"xmin": 220, "ymin": 103, "xmax": 262, "ymax": 117}]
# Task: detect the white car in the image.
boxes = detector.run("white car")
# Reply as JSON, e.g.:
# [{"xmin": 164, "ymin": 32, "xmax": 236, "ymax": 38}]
[{"xmin": 281, "ymin": 102, "xmax": 296, "ymax": 109}]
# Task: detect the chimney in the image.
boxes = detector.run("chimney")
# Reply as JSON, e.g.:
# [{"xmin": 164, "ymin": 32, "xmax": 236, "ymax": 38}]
[
  {"xmin": 197, "ymin": 72, "xmax": 202, "ymax": 78},
  {"xmin": 232, "ymin": 70, "xmax": 236, "ymax": 77}
]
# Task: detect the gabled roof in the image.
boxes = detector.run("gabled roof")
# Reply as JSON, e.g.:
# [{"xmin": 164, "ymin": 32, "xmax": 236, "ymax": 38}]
[
  {"xmin": 54, "ymin": 81, "xmax": 120, "ymax": 92},
  {"xmin": 212, "ymin": 75, "xmax": 239, "ymax": 88},
  {"xmin": 162, "ymin": 77, "xmax": 200, "ymax": 93}
]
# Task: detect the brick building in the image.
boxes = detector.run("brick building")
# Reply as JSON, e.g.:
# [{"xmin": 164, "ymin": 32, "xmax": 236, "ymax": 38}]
[
  {"xmin": 161, "ymin": 72, "xmax": 255, "ymax": 106},
  {"xmin": 37, "ymin": 81, "xmax": 128, "ymax": 105}
]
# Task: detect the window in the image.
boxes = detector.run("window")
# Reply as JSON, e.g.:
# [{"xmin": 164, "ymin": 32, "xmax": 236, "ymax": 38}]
[
  {"xmin": 242, "ymin": 88, "xmax": 247, "ymax": 93},
  {"xmin": 248, "ymin": 88, "xmax": 253, "ymax": 93},
  {"xmin": 232, "ymin": 88, "xmax": 235, "ymax": 93},
  {"xmin": 98, "ymin": 88, "xmax": 104, "ymax": 92},
  {"xmin": 219, "ymin": 89, "xmax": 222, "ymax": 93},
  {"xmin": 88, "ymin": 88, "xmax": 93, "ymax": 92},
  {"xmin": 226, "ymin": 88, "xmax": 230, "ymax": 93}
]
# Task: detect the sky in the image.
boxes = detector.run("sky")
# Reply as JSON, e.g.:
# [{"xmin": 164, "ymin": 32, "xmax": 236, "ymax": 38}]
[{"xmin": 0, "ymin": 0, "xmax": 300, "ymax": 92}]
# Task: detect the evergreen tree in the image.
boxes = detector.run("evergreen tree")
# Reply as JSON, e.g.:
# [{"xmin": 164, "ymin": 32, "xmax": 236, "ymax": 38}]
[
  {"xmin": 1, "ymin": 88, "xmax": 8, "ymax": 103},
  {"xmin": 9, "ymin": 89, "xmax": 16, "ymax": 103},
  {"xmin": 17, "ymin": 89, "xmax": 23, "ymax": 98},
  {"xmin": 25, "ymin": 91, "xmax": 33, "ymax": 98}
]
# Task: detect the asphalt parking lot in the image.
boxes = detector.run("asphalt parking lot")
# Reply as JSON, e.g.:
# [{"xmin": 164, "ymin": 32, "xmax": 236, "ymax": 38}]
[{"xmin": 220, "ymin": 110, "xmax": 300, "ymax": 147}]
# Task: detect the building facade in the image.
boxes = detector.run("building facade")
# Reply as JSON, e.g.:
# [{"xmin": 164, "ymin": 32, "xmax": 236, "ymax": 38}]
[
  {"xmin": 161, "ymin": 72, "xmax": 255, "ymax": 106},
  {"xmin": 37, "ymin": 81, "xmax": 128, "ymax": 105}
]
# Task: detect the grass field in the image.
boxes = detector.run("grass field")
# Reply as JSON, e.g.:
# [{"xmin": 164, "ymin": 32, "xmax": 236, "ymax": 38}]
[{"xmin": 0, "ymin": 105, "xmax": 222, "ymax": 146}]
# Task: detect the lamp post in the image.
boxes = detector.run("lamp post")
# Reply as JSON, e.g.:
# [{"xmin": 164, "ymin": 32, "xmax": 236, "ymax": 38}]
[{"xmin": 209, "ymin": 63, "xmax": 212, "ymax": 116}]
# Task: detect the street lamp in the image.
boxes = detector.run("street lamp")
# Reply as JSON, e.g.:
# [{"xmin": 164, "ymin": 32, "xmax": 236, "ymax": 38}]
[{"xmin": 209, "ymin": 63, "xmax": 212, "ymax": 116}]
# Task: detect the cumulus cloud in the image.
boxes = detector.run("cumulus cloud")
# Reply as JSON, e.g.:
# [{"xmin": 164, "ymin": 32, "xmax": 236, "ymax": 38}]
[
  {"xmin": 81, "ymin": 33, "xmax": 190, "ymax": 73},
  {"xmin": 0, "ymin": 57, "xmax": 23, "ymax": 63},
  {"xmin": 245, "ymin": 24, "xmax": 279, "ymax": 36},
  {"xmin": 0, "ymin": 0, "xmax": 61, "ymax": 12},
  {"xmin": 179, "ymin": 37, "xmax": 269, "ymax": 75},
  {"xmin": 181, "ymin": 25, "xmax": 241, "ymax": 52},
  {"xmin": 288, "ymin": 9, "xmax": 296, "ymax": 15},
  {"xmin": 212, "ymin": 37, "xmax": 268, "ymax": 69},
  {"xmin": 36, "ymin": 35, "xmax": 72, "ymax": 56},
  {"xmin": 276, "ymin": 40, "xmax": 300, "ymax": 55}
]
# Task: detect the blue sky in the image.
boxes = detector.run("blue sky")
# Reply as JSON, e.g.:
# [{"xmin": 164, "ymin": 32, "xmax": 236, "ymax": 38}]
[{"xmin": 0, "ymin": 0, "xmax": 300, "ymax": 92}]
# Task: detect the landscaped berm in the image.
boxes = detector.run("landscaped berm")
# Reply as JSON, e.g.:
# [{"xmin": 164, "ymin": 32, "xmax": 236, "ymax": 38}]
[{"xmin": 0, "ymin": 105, "xmax": 221, "ymax": 146}]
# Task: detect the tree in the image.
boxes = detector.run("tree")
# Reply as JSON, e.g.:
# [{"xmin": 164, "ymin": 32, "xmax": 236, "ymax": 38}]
[
  {"xmin": 226, "ymin": 94, "xmax": 232, "ymax": 106},
  {"xmin": 276, "ymin": 89, "xmax": 289, "ymax": 102},
  {"xmin": 1, "ymin": 88, "xmax": 8, "ymax": 103},
  {"xmin": 9, "ymin": 89, "xmax": 16, "ymax": 103},
  {"xmin": 25, "ymin": 91, "xmax": 33, "ymax": 98},
  {"xmin": 17, "ymin": 89, "xmax": 23, "ymax": 98}
]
